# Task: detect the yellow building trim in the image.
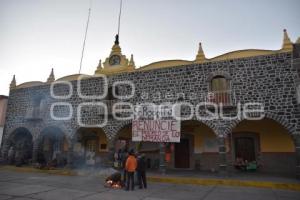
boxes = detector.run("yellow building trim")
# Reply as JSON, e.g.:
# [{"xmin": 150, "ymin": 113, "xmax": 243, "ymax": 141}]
[
  {"xmin": 138, "ymin": 49, "xmax": 291, "ymax": 72},
  {"xmin": 182, "ymin": 121, "xmax": 219, "ymax": 153},
  {"xmin": 95, "ymin": 65, "xmax": 135, "ymax": 75},
  {"xmin": 16, "ymin": 81, "xmax": 45, "ymax": 89},
  {"xmin": 11, "ymin": 30, "xmax": 295, "ymax": 90},
  {"xmin": 233, "ymin": 119, "xmax": 295, "ymax": 153},
  {"xmin": 148, "ymin": 176, "xmax": 300, "ymax": 191},
  {"xmin": 138, "ymin": 60, "xmax": 192, "ymax": 71},
  {"xmin": 56, "ymin": 74, "xmax": 89, "ymax": 82},
  {"xmin": 208, "ymin": 49, "xmax": 276, "ymax": 62}
]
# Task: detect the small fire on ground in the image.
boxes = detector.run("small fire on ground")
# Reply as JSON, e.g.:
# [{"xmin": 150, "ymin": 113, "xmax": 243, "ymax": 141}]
[{"xmin": 104, "ymin": 172, "xmax": 124, "ymax": 189}]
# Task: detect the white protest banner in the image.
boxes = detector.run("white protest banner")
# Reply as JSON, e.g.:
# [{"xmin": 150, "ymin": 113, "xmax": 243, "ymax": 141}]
[{"xmin": 132, "ymin": 103, "xmax": 181, "ymax": 142}]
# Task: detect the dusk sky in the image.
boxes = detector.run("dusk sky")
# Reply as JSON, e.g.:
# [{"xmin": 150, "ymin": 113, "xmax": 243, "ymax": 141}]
[{"xmin": 0, "ymin": 0, "xmax": 300, "ymax": 96}]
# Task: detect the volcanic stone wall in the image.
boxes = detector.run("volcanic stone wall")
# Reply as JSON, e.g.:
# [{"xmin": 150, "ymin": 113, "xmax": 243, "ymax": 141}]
[{"xmin": 2, "ymin": 52, "xmax": 299, "ymax": 143}]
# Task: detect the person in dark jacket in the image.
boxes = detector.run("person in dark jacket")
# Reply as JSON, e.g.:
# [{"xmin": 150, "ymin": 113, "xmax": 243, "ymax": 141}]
[
  {"xmin": 137, "ymin": 154, "xmax": 147, "ymax": 189},
  {"xmin": 121, "ymin": 149, "xmax": 128, "ymax": 184}
]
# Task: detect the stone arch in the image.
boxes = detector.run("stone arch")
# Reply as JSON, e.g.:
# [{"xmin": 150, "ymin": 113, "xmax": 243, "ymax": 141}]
[
  {"xmin": 206, "ymin": 71, "xmax": 232, "ymax": 83},
  {"xmin": 72, "ymin": 127, "xmax": 109, "ymax": 167},
  {"xmin": 224, "ymin": 113, "xmax": 296, "ymax": 137},
  {"xmin": 110, "ymin": 118, "xmax": 221, "ymax": 143},
  {"xmin": 179, "ymin": 119, "xmax": 220, "ymax": 170},
  {"xmin": 194, "ymin": 119, "xmax": 220, "ymax": 136},
  {"xmin": 110, "ymin": 120, "xmax": 132, "ymax": 144},
  {"xmin": 73, "ymin": 127, "xmax": 108, "ymax": 146},
  {"xmin": 5, "ymin": 127, "xmax": 33, "ymax": 165},
  {"xmin": 37, "ymin": 126, "xmax": 69, "ymax": 165},
  {"xmin": 225, "ymin": 113, "xmax": 296, "ymax": 176},
  {"xmin": 110, "ymin": 119, "xmax": 220, "ymax": 140},
  {"xmin": 4, "ymin": 124, "xmax": 35, "ymax": 141}
]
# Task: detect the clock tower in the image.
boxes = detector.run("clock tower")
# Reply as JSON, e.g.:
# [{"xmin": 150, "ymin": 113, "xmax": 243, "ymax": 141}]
[{"xmin": 95, "ymin": 34, "xmax": 135, "ymax": 75}]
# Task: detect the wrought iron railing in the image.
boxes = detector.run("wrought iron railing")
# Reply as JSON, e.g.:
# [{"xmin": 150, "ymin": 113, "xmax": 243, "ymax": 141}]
[{"xmin": 206, "ymin": 90, "xmax": 236, "ymax": 106}]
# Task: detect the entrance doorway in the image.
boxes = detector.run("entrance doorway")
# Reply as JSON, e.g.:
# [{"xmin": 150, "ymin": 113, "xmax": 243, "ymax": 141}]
[
  {"xmin": 235, "ymin": 137, "xmax": 255, "ymax": 162},
  {"xmin": 85, "ymin": 139, "xmax": 97, "ymax": 165},
  {"xmin": 74, "ymin": 128, "xmax": 108, "ymax": 167},
  {"xmin": 175, "ymin": 138, "xmax": 190, "ymax": 168}
]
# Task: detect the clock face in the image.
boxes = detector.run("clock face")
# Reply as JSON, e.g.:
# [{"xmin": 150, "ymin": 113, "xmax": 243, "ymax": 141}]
[{"xmin": 109, "ymin": 55, "xmax": 121, "ymax": 66}]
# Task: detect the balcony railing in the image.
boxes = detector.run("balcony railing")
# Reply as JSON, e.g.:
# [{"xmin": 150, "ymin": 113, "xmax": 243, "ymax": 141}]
[{"xmin": 206, "ymin": 90, "xmax": 236, "ymax": 107}]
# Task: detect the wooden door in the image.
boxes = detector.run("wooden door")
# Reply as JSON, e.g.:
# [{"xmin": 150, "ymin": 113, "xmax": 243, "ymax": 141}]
[
  {"xmin": 235, "ymin": 137, "xmax": 255, "ymax": 162},
  {"xmin": 175, "ymin": 139, "xmax": 190, "ymax": 168}
]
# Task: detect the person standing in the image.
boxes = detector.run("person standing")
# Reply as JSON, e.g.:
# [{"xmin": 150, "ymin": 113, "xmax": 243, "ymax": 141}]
[
  {"xmin": 125, "ymin": 149, "xmax": 137, "ymax": 191},
  {"xmin": 137, "ymin": 154, "xmax": 147, "ymax": 189},
  {"xmin": 121, "ymin": 149, "xmax": 128, "ymax": 184}
]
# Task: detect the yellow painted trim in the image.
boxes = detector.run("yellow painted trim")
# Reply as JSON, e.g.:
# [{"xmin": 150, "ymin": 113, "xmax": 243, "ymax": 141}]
[
  {"xmin": 138, "ymin": 49, "xmax": 292, "ymax": 72},
  {"xmin": 16, "ymin": 81, "xmax": 45, "ymax": 89},
  {"xmin": 209, "ymin": 49, "xmax": 276, "ymax": 61},
  {"xmin": 0, "ymin": 165, "xmax": 76, "ymax": 176},
  {"xmin": 12, "ymin": 74, "xmax": 98, "ymax": 90},
  {"xmin": 10, "ymin": 45, "xmax": 294, "ymax": 90},
  {"xmin": 148, "ymin": 176, "xmax": 300, "ymax": 191},
  {"xmin": 95, "ymin": 65, "xmax": 134, "ymax": 75},
  {"xmin": 56, "ymin": 74, "xmax": 89, "ymax": 82},
  {"xmin": 138, "ymin": 60, "xmax": 192, "ymax": 71}
]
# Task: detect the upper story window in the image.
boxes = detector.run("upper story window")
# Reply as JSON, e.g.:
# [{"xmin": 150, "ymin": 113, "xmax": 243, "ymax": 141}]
[
  {"xmin": 208, "ymin": 73, "xmax": 233, "ymax": 106},
  {"xmin": 26, "ymin": 95, "xmax": 45, "ymax": 120},
  {"xmin": 211, "ymin": 75, "xmax": 229, "ymax": 92}
]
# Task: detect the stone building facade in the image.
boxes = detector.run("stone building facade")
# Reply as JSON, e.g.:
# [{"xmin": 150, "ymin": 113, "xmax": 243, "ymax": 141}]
[
  {"xmin": 0, "ymin": 95, "xmax": 8, "ymax": 149},
  {"xmin": 1, "ymin": 30, "xmax": 300, "ymax": 178}
]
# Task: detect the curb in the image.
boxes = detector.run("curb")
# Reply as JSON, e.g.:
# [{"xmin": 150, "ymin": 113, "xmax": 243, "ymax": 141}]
[
  {"xmin": 148, "ymin": 176, "xmax": 300, "ymax": 191},
  {"xmin": 0, "ymin": 166, "xmax": 76, "ymax": 176},
  {"xmin": 1, "ymin": 166, "xmax": 300, "ymax": 191}
]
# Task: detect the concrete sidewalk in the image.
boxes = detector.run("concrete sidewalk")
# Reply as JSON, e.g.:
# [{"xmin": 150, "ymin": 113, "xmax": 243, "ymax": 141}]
[{"xmin": 0, "ymin": 170, "xmax": 300, "ymax": 200}]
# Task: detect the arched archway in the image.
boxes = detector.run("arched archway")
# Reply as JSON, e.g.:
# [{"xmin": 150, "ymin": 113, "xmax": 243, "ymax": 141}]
[
  {"xmin": 73, "ymin": 127, "xmax": 108, "ymax": 167},
  {"xmin": 7, "ymin": 127, "xmax": 33, "ymax": 165},
  {"xmin": 38, "ymin": 126, "xmax": 68, "ymax": 167},
  {"xmin": 175, "ymin": 120, "xmax": 219, "ymax": 170},
  {"xmin": 114, "ymin": 123, "xmax": 161, "ymax": 169},
  {"xmin": 112, "ymin": 120, "xmax": 220, "ymax": 171},
  {"xmin": 228, "ymin": 118, "xmax": 296, "ymax": 175}
]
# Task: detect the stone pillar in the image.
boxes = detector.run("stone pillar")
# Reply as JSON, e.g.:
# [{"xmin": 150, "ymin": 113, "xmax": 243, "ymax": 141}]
[
  {"xmin": 106, "ymin": 140, "xmax": 115, "ymax": 168},
  {"xmin": 1, "ymin": 140, "xmax": 10, "ymax": 162},
  {"xmin": 218, "ymin": 136, "xmax": 227, "ymax": 176},
  {"xmin": 294, "ymin": 135, "xmax": 300, "ymax": 179},
  {"xmin": 32, "ymin": 138, "xmax": 40, "ymax": 164},
  {"xmin": 67, "ymin": 142, "xmax": 74, "ymax": 168},
  {"xmin": 159, "ymin": 143, "xmax": 166, "ymax": 174}
]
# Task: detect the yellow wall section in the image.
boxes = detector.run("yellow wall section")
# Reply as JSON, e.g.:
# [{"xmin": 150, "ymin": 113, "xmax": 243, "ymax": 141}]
[
  {"xmin": 233, "ymin": 119, "xmax": 295, "ymax": 152},
  {"xmin": 182, "ymin": 121, "xmax": 218, "ymax": 153},
  {"xmin": 114, "ymin": 119, "xmax": 295, "ymax": 153},
  {"xmin": 80, "ymin": 128, "xmax": 108, "ymax": 151}
]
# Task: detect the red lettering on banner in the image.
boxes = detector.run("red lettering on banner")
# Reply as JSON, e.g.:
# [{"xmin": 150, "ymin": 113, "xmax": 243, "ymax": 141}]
[{"xmin": 132, "ymin": 120, "xmax": 180, "ymax": 142}]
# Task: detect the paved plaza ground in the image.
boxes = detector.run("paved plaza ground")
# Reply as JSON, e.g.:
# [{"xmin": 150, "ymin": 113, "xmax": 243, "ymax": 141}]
[{"xmin": 0, "ymin": 170, "xmax": 299, "ymax": 200}]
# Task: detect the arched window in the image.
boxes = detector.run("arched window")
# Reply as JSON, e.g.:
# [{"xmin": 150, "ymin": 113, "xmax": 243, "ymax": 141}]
[
  {"xmin": 27, "ymin": 96, "xmax": 44, "ymax": 120},
  {"xmin": 209, "ymin": 76, "xmax": 231, "ymax": 105},
  {"xmin": 211, "ymin": 75, "xmax": 229, "ymax": 92}
]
